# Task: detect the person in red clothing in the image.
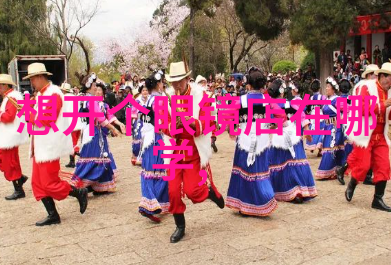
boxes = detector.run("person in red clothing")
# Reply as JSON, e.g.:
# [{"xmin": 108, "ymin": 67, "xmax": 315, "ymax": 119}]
[
  {"xmin": 23, "ymin": 63, "xmax": 88, "ymax": 226},
  {"xmin": 164, "ymin": 62, "xmax": 225, "ymax": 243},
  {"xmin": 0, "ymin": 74, "xmax": 29, "ymax": 200},
  {"xmin": 345, "ymin": 63, "xmax": 391, "ymax": 212}
]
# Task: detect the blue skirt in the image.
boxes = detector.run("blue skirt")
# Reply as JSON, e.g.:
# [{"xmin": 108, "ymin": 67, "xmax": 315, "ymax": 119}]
[
  {"xmin": 269, "ymin": 141, "xmax": 317, "ymax": 202},
  {"xmin": 226, "ymin": 146, "xmax": 277, "ymax": 216},
  {"xmin": 73, "ymin": 126, "xmax": 117, "ymax": 192},
  {"xmin": 306, "ymin": 121, "xmax": 325, "ymax": 151},
  {"xmin": 315, "ymin": 124, "xmax": 345, "ymax": 180},
  {"xmin": 139, "ymin": 133, "xmax": 169, "ymax": 215},
  {"xmin": 131, "ymin": 119, "xmax": 143, "ymax": 165}
]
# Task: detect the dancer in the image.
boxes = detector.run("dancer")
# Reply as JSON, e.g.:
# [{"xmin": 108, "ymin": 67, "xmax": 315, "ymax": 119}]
[
  {"xmin": 73, "ymin": 74, "xmax": 124, "ymax": 195},
  {"xmin": 0, "ymin": 74, "xmax": 29, "ymax": 200},
  {"xmin": 131, "ymin": 84, "xmax": 149, "ymax": 166},
  {"xmin": 336, "ymin": 79, "xmax": 353, "ymax": 185},
  {"xmin": 60, "ymin": 83, "xmax": 83, "ymax": 168},
  {"xmin": 226, "ymin": 68, "xmax": 277, "ymax": 216},
  {"xmin": 268, "ymin": 79, "xmax": 317, "ymax": 203},
  {"xmin": 345, "ymin": 63, "xmax": 391, "ymax": 212},
  {"xmin": 164, "ymin": 61, "xmax": 225, "ymax": 243},
  {"xmin": 337, "ymin": 65, "xmax": 379, "ymax": 186},
  {"xmin": 138, "ymin": 71, "xmax": 170, "ymax": 223},
  {"xmin": 196, "ymin": 75, "xmax": 218, "ymax": 153},
  {"xmin": 315, "ymin": 77, "xmax": 345, "ymax": 180},
  {"xmin": 23, "ymin": 63, "xmax": 88, "ymax": 226},
  {"xmin": 305, "ymin": 79, "xmax": 325, "ymax": 156}
]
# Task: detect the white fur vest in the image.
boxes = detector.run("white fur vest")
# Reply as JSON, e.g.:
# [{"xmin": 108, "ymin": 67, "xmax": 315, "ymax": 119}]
[
  {"xmin": 347, "ymin": 79, "xmax": 391, "ymax": 148},
  {"xmin": 167, "ymin": 83, "xmax": 213, "ymax": 168},
  {"xmin": 0, "ymin": 90, "xmax": 29, "ymax": 149},
  {"xmin": 30, "ymin": 84, "xmax": 74, "ymax": 162}
]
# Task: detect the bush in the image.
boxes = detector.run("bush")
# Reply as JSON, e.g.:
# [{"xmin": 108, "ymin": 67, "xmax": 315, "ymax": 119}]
[
  {"xmin": 272, "ymin": 60, "xmax": 297, "ymax": 74},
  {"xmin": 300, "ymin": 52, "xmax": 316, "ymax": 70}
]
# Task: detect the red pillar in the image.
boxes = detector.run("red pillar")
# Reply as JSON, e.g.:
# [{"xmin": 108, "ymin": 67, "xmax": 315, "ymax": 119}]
[{"xmin": 367, "ymin": 34, "xmax": 372, "ymax": 63}]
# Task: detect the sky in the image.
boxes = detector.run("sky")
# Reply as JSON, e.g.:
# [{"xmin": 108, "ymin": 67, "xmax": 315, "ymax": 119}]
[{"xmin": 82, "ymin": 0, "xmax": 162, "ymax": 45}]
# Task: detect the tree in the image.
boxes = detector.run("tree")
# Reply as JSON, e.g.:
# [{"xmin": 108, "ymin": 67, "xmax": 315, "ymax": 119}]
[
  {"xmin": 47, "ymin": 0, "xmax": 100, "ymax": 62},
  {"xmin": 217, "ymin": 0, "xmax": 267, "ymax": 73},
  {"xmin": 68, "ymin": 36, "xmax": 94, "ymax": 85},
  {"xmin": 300, "ymin": 52, "xmax": 316, "ymax": 70},
  {"xmin": 290, "ymin": 0, "xmax": 356, "ymax": 88},
  {"xmin": 171, "ymin": 13, "xmax": 227, "ymax": 77},
  {"xmin": 272, "ymin": 60, "xmax": 297, "ymax": 74},
  {"xmin": 0, "ymin": 0, "xmax": 56, "ymax": 72},
  {"xmin": 185, "ymin": 0, "xmax": 223, "ymax": 74},
  {"xmin": 22, "ymin": 0, "xmax": 100, "ymax": 75},
  {"xmin": 232, "ymin": 0, "xmax": 290, "ymax": 41},
  {"xmin": 254, "ymin": 31, "xmax": 292, "ymax": 72},
  {"xmin": 102, "ymin": 0, "xmax": 189, "ymax": 77}
]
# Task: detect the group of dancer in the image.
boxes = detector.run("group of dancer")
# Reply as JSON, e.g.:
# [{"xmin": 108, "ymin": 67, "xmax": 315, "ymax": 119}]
[
  {"xmin": 2, "ymin": 61, "xmax": 391, "ymax": 244},
  {"xmin": 304, "ymin": 62, "xmax": 391, "ymax": 212}
]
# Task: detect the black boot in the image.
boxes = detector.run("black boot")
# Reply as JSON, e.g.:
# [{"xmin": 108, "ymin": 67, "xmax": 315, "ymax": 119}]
[
  {"xmin": 345, "ymin": 177, "xmax": 358, "ymax": 202},
  {"xmin": 69, "ymin": 186, "xmax": 88, "ymax": 214},
  {"xmin": 292, "ymin": 196, "xmax": 304, "ymax": 204},
  {"xmin": 363, "ymin": 169, "xmax": 374, "ymax": 185},
  {"xmin": 18, "ymin": 175, "xmax": 28, "ymax": 186},
  {"xmin": 337, "ymin": 163, "xmax": 348, "ymax": 185},
  {"xmin": 372, "ymin": 181, "xmax": 391, "ymax": 212},
  {"xmin": 5, "ymin": 176, "xmax": 27, "ymax": 200},
  {"xmin": 208, "ymin": 186, "xmax": 225, "ymax": 209},
  {"xmin": 211, "ymin": 137, "xmax": 218, "ymax": 153},
  {"xmin": 170, "ymin": 214, "xmax": 185, "ymax": 243},
  {"xmin": 36, "ymin": 197, "xmax": 61, "ymax": 226},
  {"xmin": 65, "ymin": 155, "xmax": 75, "ymax": 168}
]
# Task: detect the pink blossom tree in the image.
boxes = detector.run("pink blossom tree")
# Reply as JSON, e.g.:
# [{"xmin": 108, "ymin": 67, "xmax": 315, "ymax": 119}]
[{"xmin": 102, "ymin": 0, "xmax": 189, "ymax": 76}]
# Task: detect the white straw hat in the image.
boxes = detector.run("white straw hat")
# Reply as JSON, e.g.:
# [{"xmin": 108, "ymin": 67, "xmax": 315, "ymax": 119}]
[
  {"xmin": 23, "ymin": 63, "xmax": 53, "ymax": 80},
  {"xmin": 361, "ymin": 64, "xmax": 379, "ymax": 79},
  {"xmin": 0, "ymin": 74, "xmax": 16, "ymax": 86},
  {"xmin": 165, "ymin": 61, "xmax": 192, "ymax": 83}
]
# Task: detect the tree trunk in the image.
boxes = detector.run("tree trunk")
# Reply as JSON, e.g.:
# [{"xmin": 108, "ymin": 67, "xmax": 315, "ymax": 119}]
[
  {"xmin": 229, "ymin": 47, "xmax": 234, "ymax": 73},
  {"xmin": 314, "ymin": 50, "xmax": 321, "ymax": 79},
  {"xmin": 319, "ymin": 49, "xmax": 333, "ymax": 94},
  {"xmin": 189, "ymin": 7, "xmax": 195, "ymax": 76},
  {"xmin": 76, "ymin": 37, "xmax": 91, "ymax": 75}
]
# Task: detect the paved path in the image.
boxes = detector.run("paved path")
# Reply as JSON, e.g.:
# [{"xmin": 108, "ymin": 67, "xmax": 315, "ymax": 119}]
[{"xmin": 1, "ymin": 134, "xmax": 391, "ymax": 265}]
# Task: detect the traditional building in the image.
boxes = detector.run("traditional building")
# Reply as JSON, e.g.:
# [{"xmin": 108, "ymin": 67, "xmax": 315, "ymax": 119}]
[{"xmin": 344, "ymin": 12, "xmax": 391, "ymax": 63}]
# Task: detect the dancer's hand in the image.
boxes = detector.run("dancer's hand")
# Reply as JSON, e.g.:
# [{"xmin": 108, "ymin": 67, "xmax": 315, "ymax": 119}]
[
  {"xmin": 176, "ymin": 116, "xmax": 183, "ymax": 129},
  {"xmin": 385, "ymin": 99, "xmax": 391, "ymax": 108},
  {"xmin": 113, "ymin": 128, "xmax": 121, "ymax": 137},
  {"xmin": 185, "ymin": 116, "xmax": 196, "ymax": 130},
  {"xmin": 304, "ymin": 134, "xmax": 312, "ymax": 142},
  {"xmin": 119, "ymin": 123, "xmax": 126, "ymax": 134},
  {"xmin": 269, "ymin": 124, "xmax": 277, "ymax": 130}
]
